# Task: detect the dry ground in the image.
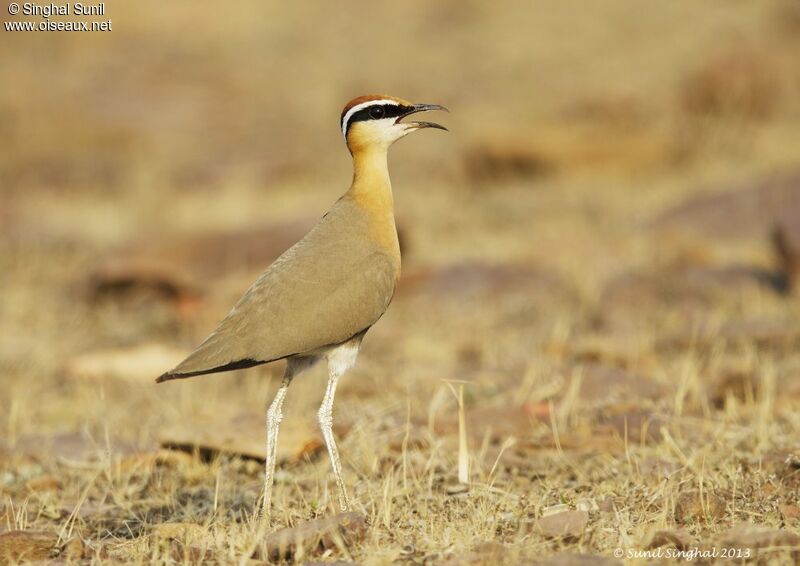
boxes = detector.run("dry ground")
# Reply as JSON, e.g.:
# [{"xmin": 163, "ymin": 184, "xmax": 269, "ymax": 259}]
[{"xmin": 2, "ymin": 1, "xmax": 800, "ymax": 564}]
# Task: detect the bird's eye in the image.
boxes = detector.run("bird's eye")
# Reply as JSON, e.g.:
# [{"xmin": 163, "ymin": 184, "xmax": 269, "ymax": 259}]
[{"xmin": 369, "ymin": 106, "xmax": 385, "ymax": 119}]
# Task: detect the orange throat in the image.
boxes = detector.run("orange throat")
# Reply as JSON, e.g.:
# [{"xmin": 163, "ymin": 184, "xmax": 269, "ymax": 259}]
[{"xmin": 348, "ymin": 146, "xmax": 401, "ymax": 271}]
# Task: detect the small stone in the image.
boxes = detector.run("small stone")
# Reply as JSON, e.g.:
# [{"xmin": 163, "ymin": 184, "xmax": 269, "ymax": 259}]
[
  {"xmin": 710, "ymin": 370, "xmax": 759, "ymax": 407},
  {"xmin": 576, "ymin": 498, "xmax": 599, "ymax": 512},
  {"xmin": 0, "ymin": 530, "xmax": 59, "ymax": 562},
  {"xmin": 160, "ymin": 412, "xmax": 324, "ymax": 464},
  {"xmin": 63, "ymin": 343, "xmax": 188, "ymax": 385},
  {"xmin": 761, "ymin": 450, "xmax": 800, "ymax": 490},
  {"xmin": 61, "ymin": 500, "xmax": 118, "ymax": 522},
  {"xmin": 257, "ymin": 512, "xmax": 367, "ymax": 561},
  {"xmin": 445, "ymin": 483, "xmax": 469, "ymax": 495},
  {"xmin": 152, "ymin": 522, "xmax": 205, "ymax": 542},
  {"xmin": 647, "ymin": 528, "xmax": 694, "ymax": 550},
  {"xmin": 62, "ymin": 537, "xmax": 86, "ymax": 560},
  {"xmin": 399, "ymin": 544, "xmax": 415, "ymax": 557},
  {"xmin": 535, "ymin": 510, "xmax": 589, "ymax": 540},
  {"xmin": 598, "ymin": 496, "xmax": 617, "ymax": 512},
  {"xmin": 780, "ymin": 504, "xmax": 800, "ymax": 521},
  {"xmin": 438, "ymin": 540, "xmax": 508, "ymax": 566},
  {"xmin": 675, "ymin": 490, "xmax": 726, "ymax": 524},
  {"xmin": 25, "ymin": 474, "xmax": 62, "ymax": 492},
  {"xmin": 120, "ymin": 449, "xmax": 193, "ymax": 472},
  {"xmin": 605, "ymin": 410, "xmax": 674, "ymax": 444},
  {"xmin": 13, "ymin": 431, "xmax": 138, "ymax": 464}
]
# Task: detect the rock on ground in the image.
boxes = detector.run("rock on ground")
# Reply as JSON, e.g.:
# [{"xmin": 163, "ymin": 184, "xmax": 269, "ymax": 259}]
[{"xmin": 256, "ymin": 512, "xmax": 367, "ymax": 561}]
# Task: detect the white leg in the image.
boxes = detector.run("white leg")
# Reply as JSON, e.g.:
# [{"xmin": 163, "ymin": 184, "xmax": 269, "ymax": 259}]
[
  {"xmin": 259, "ymin": 355, "xmax": 318, "ymax": 521},
  {"xmin": 320, "ymin": 340, "xmax": 360, "ymax": 511},
  {"xmin": 260, "ymin": 374, "xmax": 291, "ymax": 520},
  {"xmin": 319, "ymin": 369, "xmax": 349, "ymax": 510}
]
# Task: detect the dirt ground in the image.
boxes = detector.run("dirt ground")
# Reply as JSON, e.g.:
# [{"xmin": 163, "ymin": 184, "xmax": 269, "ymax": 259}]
[{"xmin": 2, "ymin": 1, "xmax": 800, "ymax": 564}]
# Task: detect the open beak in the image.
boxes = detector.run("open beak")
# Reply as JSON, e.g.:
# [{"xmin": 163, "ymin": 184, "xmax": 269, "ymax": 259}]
[{"xmin": 397, "ymin": 103, "xmax": 449, "ymax": 131}]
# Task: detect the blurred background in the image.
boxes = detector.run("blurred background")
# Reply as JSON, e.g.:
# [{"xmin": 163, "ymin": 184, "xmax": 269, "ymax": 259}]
[{"xmin": 2, "ymin": 0, "xmax": 800, "ymax": 562}]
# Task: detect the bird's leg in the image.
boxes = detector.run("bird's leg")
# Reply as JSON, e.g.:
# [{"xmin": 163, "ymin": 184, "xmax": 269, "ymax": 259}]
[
  {"xmin": 259, "ymin": 374, "xmax": 292, "ymax": 521},
  {"xmin": 318, "ymin": 365, "xmax": 350, "ymax": 511}
]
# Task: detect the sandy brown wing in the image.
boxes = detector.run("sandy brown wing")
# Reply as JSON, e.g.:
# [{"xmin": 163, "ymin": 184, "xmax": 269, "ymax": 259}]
[{"xmin": 158, "ymin": 223, "xmax": 397, "ymax": 380}]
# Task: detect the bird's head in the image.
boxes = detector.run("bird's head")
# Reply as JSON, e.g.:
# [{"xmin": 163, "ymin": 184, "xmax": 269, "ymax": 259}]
[{"xmin": 341, "ymin": 95, "xmax": 448, "ymax": 153}]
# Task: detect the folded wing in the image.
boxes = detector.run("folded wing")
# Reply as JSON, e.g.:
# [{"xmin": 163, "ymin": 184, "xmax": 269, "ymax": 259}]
[{"xmin": 157, "ymin": 200, "xmax": 398, "ymax": 382}]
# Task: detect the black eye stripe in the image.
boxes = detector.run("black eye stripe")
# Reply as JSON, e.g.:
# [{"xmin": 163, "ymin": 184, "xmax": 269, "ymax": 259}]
[
  {"xmin": 342, "ymin": 104, "xmax": 409, "ymax": 135},
  {"xmin": 352, "ymin": 104, "xmax": 404, "ymax": 122}
]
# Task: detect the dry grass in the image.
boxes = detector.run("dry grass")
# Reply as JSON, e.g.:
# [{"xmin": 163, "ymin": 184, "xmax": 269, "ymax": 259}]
[{"xmin": 2, "ymin": 0, "xmax": 800, "ymax": 564}]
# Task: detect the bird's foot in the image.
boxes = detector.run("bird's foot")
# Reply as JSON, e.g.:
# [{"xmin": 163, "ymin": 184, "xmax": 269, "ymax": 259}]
[
  {"xmin": 338, "ymin": 495, "xmax": 350, "ymax": 512},
  {"xmin": 257, "ymin": 492, "xmax": 271, "ymax": 523},
  {"xmin": 335, "ymin": 480, "xmax": 351, "ymax": 512}
]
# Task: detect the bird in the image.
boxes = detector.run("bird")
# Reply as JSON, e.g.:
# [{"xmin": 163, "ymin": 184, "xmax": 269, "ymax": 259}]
[{"xmin": 156, "ymin": 95, "xmax": 447, "ymax": 518}]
